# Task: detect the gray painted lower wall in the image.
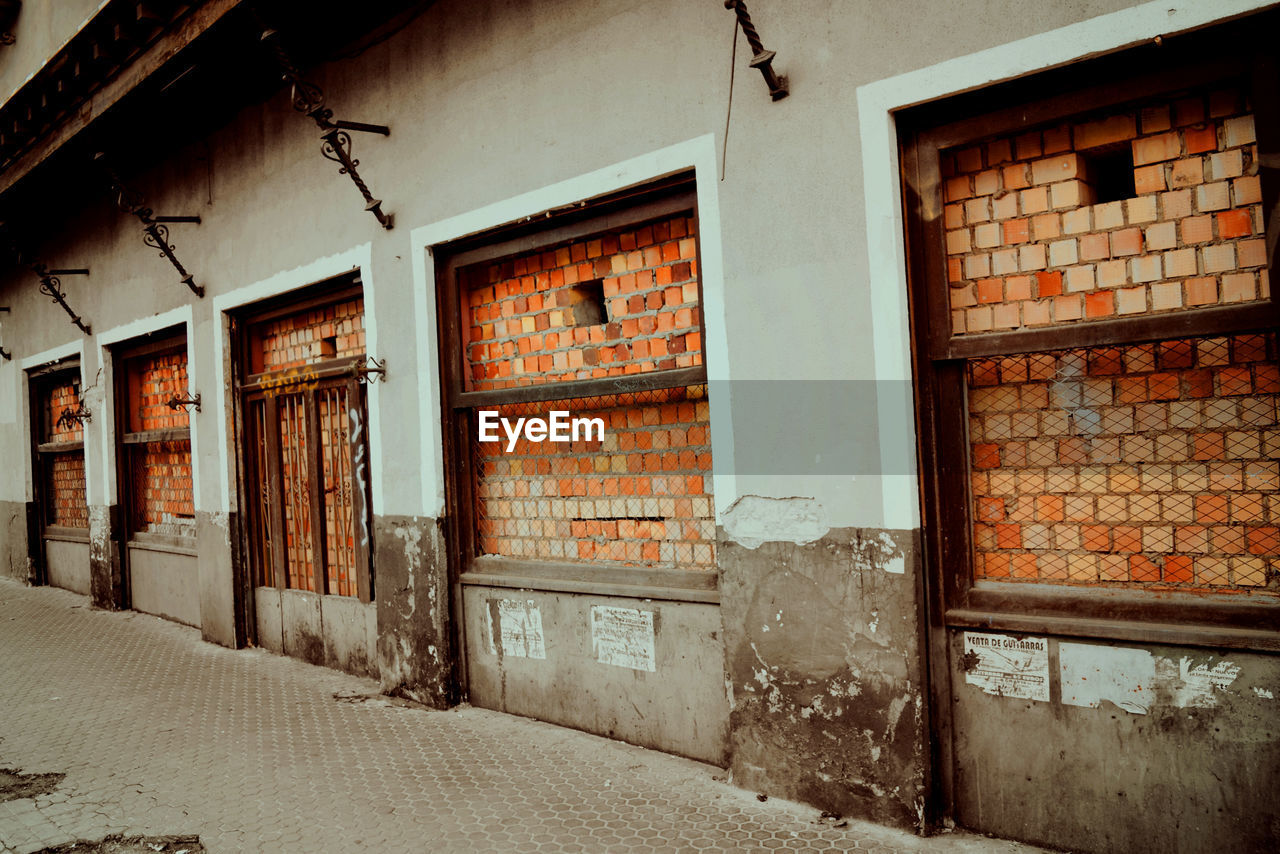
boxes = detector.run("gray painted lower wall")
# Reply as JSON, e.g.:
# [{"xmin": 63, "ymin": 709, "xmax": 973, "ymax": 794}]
[
  {"xmin": 464, "ymin": 587, "xmax": 729, "ymax": 765},
  {"xmin": 1, "ymin": 500, "xmax": 31, "ymax": 582},
  {"xmin": 720, "ymin": 527, "xmax": 927, "ymax": 832},
  {"xmin": 194, "ymin": 511, "xmax": 240, "ymax": 648},
  {"xmin": 950, "ymin": 631, "xmax": 1280, "ymax": 854},
  {"xmin": 374, "ymin": 514, "xmax": 453, "ymax": 708},
  {"xmin": 45, "ymin": 538, "xmax": 90, "ymax": 595},
  {"xmin": 127, "ymin": 546, "xmax": 200, "ymax": 627},
  {"xmin": 254, "ymin": 586, "xmax": 377, "ymax": 678}
]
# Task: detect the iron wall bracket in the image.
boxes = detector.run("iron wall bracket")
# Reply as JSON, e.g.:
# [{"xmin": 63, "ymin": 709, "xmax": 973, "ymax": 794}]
[
  {"xmin": 95, "ymin": 152, "xmax": 204, "ymax": 297},
  {"xmin": 354, "ymin": 355, "xmax": 386, "ymax": 384},
  {"xmin": 725, "ymin": 0, "xmax": 788, "ymax": 101},
  {"xmin": 56, "ymin": 401, "xmax": 92, "ymax": 429},
  {"xmin": 35, "ymin": 265, "xmax": 91, "ymax": 335},
  {"xmin": 259, "ymin": 27, "xmax": 394, "ymax": 230},
  {"xmin": 167, "ymin": 392, "xmax": 201, "ymax": 412}
]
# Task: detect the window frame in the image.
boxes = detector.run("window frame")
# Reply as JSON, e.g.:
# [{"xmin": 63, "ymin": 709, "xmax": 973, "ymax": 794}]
[
  {"xmin": 899, "ymin": 39, "xmax": 1280, "ymax": 651},
  {"xmin": 433, "ymin": 175, "xmax": 719, "ymax": 693},
  {"xmin": 233, "ymin": 277, "xmax": 375, "ymax": 604},
  {"xmin": 113, "ymin": 330, "xmax": 196, "ymax": 550},
  {"xmin": 29, "ymin": 359, "xmax": 89, "ymax": 543}
]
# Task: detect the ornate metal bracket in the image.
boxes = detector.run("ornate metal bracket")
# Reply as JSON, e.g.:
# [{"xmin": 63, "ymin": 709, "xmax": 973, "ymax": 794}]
[
  {"xmin": 725, "ymin": 1, "xmax": 788, "ymax": 101},
  {"xmin": 354, "ymin": 355, "xmax": 386, "ymax": 384},
  {"xmin": 34, "ymin": 265, "xmax": 91, "ymax": 335},
  {"xmin": 95, "ymin": 152, "xmax": 204, "ymax": 298},
  {"xmin": 259, "ymin": 27, "xmax": 394, "ymax": 230},
  {"xmin": 0, "ymin": 0, "xmax": 18, "ymax": 46},
  {"xmin": 56, "ymin": 401, "xmax": 92, "ymax": 429},
  {"xmin": 166, "ymin": 392, "xmax": 202, "ymax": 412}
]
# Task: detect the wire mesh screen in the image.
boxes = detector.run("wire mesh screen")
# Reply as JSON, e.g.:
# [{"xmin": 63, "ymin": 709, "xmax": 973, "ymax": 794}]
[
  {"xmin": 967, "ymin": 331, "xmax": 1279, "ymax": 593},
  {"xmin": 45, "ymin": 452, "xmax": 89, "ymax": 528},
  {"xmin": 128, "ymin": 439, "xmax": 195, "ymax": 537},
  {"xmin": 470, "ymin": 384, "xmax": 715, "ymax": 571}
]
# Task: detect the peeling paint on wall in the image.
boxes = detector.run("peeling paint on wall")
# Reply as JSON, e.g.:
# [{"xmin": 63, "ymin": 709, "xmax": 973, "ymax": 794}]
[
  {"xmin": 1059, "ymin": 642, "xmax": 1155, "ymax": 715},
  {"xmin": 1157, "ymin": 656, "xmax": 1243, "ymax": 709},
  {"xmin": 721, "ymin": 527, "xmax": 926, "ymax": 831},
  {"xmin": 721, "ymin": 496, "xmax": 828, "ymax": 549},
  {"xmin": 483, "ymin": 598, "xmax": 545, "ymax": 659},
  {"xmin": 962, "ymin": 632, "xmax": 1049, "ymax": 702}
]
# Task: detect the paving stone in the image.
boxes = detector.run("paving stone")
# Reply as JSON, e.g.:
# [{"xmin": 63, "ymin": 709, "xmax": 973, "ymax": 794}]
[{"xmin": 0, "ymin": 581, "xmax": 1046, "ymax": 853}]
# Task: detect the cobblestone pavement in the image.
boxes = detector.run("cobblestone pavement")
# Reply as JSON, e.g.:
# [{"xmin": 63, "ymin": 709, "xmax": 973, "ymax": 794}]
[{"xmin": 0, "ymin": 580, "xmax": 1047, "ymax": 853}]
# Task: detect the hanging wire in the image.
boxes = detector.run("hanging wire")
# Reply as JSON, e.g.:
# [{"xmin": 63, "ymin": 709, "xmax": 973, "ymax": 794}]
[{"xmin": 721, "ymin": 17, "xmax": 739, "ymax": 182}]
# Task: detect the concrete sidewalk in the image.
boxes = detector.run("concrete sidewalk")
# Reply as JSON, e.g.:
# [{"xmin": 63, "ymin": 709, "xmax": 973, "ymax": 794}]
[{"xmin": 0, "ymin": 580, "xmax": 1045, "ymax": 853}]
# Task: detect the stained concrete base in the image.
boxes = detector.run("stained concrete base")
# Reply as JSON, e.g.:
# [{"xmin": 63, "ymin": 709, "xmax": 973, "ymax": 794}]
[
  {"xmin": 126, "ymin": 547, "xmax": 200, "ymax": 628},
  {"xmin": 464, "ymin": 585, "xmax": 729, "ymax": 765},
  {"xmin": 254, "ymin": 586, "xmax": 377, "ymax": 678},
  {"xmin": 45, "ymin": 539, "xmax": 90, "ymax": 596}
]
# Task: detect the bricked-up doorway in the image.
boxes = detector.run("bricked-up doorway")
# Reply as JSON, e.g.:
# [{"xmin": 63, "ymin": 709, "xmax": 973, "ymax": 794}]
[
  {"xmin": 112, "ymin": 329, "xmax": 199, "ymax": 626},
  {"xmin": 232, "ymin": 274, "xmax": 377, "ymax": 676},
  {"xmin": 899, "ymin": 20, "xmax": 1279, "ymax": 854},
  {"xmin": 28, "ymin": 359, "xmax": 91, "ymax": 594},
  {"xmin": 435, "ymin": 174, "xmax": 729, "ymax": 764}
]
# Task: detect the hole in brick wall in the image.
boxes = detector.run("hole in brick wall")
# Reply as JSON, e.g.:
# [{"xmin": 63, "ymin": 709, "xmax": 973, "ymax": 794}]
[
  {"xmin": 1080, "ymin": 143, "xmax": 1135, "ymax": 204},
  {"xmin": 318, "ymin": 336, "xmax": 338, "ymax": 359},
  {"xmin": 567, "ymin": 279, "xmax": 608, "ymax": 326}
]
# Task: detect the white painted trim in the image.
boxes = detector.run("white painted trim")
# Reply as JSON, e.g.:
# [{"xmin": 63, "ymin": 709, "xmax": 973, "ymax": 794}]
[
  {"xmin": 210, "ymin": 244, "xmax": 374, "ymax": 513},
  {"xmin": 18, "ymin": 340, "xmax": 87, "ymax": 506},
  {"xmin": 407, "ymin": 134, "xmax": 736, "ymax": 521},
  {"xmin": 20, "ymin": 340, "xmax": 82, "ymax": 371},
  {"xmin": 94, "ymin": 305, "xmax": 195, "ymax": 506},
  {"xmin": 855, "ymin": 0, "xmax": 1278, "ymax": 530}
]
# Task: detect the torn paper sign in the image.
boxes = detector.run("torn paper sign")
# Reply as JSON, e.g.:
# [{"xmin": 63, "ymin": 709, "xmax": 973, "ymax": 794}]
[
  {"xmin": 591, "ymin": 606, "xmax": 656, "ymax": 672},
  {"xmin": 1059, "ymin": 642, "xmax": 1155, "ymax": 715},
  {"xmin": 963, "ymin": 632, "xmax": 1049, "ymax": 702},
  {"xmin": 484, "ymin": 598, "xmax": 546, "ymax": 659}
]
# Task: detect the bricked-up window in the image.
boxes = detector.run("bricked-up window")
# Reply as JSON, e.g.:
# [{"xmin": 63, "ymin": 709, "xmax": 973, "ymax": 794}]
[
  {"xmin": 116, "ymin": 335, "xmax": 195, "ymax": 540},
  {"xmin": 438, "ymin": 177, "xmax": 717, "ymax": 591},
  {"xmin": 31, "ymin": 364, "xmax": 89, "ymax": 531},
  {"xmin": 900, "ymin": 30, "xmax": 1280, "ymax": 648},
  {"xmin": 236, "ymin": 278, "xmax": 373, "ymax": 602}
]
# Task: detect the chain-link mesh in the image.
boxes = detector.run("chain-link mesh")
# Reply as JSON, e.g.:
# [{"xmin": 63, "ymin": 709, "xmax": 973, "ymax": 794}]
[
  {"xmin": 967, "ymin": 331, "xmax": 1279, "ymax": 592},
  {"xmin": 470, "ymin": 384, "xmax": 715, "ymax": 572}
]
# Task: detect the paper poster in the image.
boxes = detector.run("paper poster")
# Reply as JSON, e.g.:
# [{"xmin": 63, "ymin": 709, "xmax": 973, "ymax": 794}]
[
  {"xmin": 962, "ymin": 631, "xmax": 1049, "ymax": 701},
  {"xmin": 484, "ymin": 598, "xmax": 546, "ymax": 660},
  {"xmin": 1059, "ymin": 642, "xmax": 1155, "ymax": 714},
  {"xmin": 590, "ymin": 606, "xmax": 656, "ymax": 672}
]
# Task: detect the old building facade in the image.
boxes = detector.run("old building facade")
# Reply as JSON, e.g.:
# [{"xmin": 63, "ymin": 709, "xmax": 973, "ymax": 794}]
[{"xmin": 0, "ymin": 1, "xmax": 1276, "ymax": 851}]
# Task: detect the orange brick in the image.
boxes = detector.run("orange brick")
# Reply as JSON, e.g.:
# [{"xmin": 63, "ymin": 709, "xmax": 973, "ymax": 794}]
[
  {"xmin": 1002, "ymin": 219, "xmax": 1030, "ymax": 244},
  {"xmin": 1085, "ymin": 291, "xmax": 1114, "ymax": 318},
  {"xmin": 1164, "ymin": 554, "xmax": 1194, "ymax": 582},
  {"xmin": 1129, "ymin": 555, "xmax": 1161, "ymax": 581},
  {"xmin": 1134, "ymin": 164, "xmax": 1166, "ymax": 194},
  {"xmin": 1247, "ymin": 527, "xmax": 1280, "ymax": 555},
  {"xmin": 1217, "ymin": 209, "xmax": 1253, "ymax": 239},
  {"xmin": 1132, "ymin": 132, "xmax": 1180, "ymax": 166},
  {"xmin": 1110, "ymin": 228, "xmax": 1143, "ymax": 257},
  {"xmin": 1082, "ymin": 525, "xmax": 1111, "ymax": 551},
  {"xmin": 1185, "ymin": 278, "xmax": 1218, "ymax": 307},
  {"xmin": 1184, "ymin": 124, "xmax": 1217, "ymax": 154}
]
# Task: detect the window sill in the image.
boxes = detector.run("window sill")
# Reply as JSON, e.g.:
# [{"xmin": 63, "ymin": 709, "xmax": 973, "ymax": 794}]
[
  {"xmin": 951, "ymin": 581, "xmax": 1280, "ymax": 653},
  {"xmin": 463, "ymin": 556, "xmax": 719, "ymax": 604}
]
